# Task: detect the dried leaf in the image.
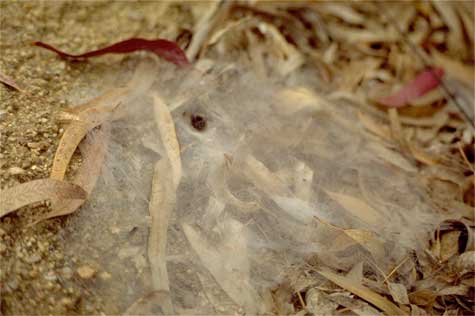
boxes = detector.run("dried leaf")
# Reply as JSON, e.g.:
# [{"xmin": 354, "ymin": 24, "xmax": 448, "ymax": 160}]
[
  {"xmin": 387, "ymin": 282, "xmax": 410, "ymax": 305},
  {"xmin": 147, "ymin": 159, "xmax": 175, "ymax": 314},
  {"xmin": 455, "ymin": 251, "xmax": 475, "ymax": 276},
  {"xmin": 431, "ymin": 2, "xmax": 466, "ymax": 58},
  {"xmin": 317, "ymin": 267, "xmax": 405, "ymax": 316},
  {"xmin": 242, "ymin": 155, "xmax": 291, "ymax": 197},
  {"xmin": 0, "ymin": 179, "xmax": 87, "ymax": 218},
  {"xmin": 344, "ymin": 229, "xmax": 386, "ymax": 263},
  {"xmin": 328, "ymin": 292, "xmax": 383, "ymax": 316},
  {"xmin": 325, "ymin": 191, "xmax": 382, "ymax": 226},
  {"xmin": 431, "ymin": 50, "xmax": 474, "ymax": 87},
  {"xmin": 408, "ymin": 88, "xmax": 444, "ymax": 107},
  {"xmin": 123, "ymin": 291, "xmax": 173, "ymax": 316},
  {"xmin": 182, "ymin": 220, "xmax": 264, "ymax": 314},
  {"xmin": 34, "ymin": 38, "xmax": 190, "ymax": 67},
  {"xmin": 358, "ymin": 111, "xmax": 391, "ymax": 141},
  {"xmin": 408, "ymin": 289, "xmax": 437, "ymax": 306},
  {"xmin": 152, "ymin": 94, "xmax": 182, "ymax": 189},
  {"xmin": 211, "ymin": 159, "xmax": 259, "ymax": 212},
  {"xmin": 328, "ymin": 24, "xmax": 399, "ymax": 44},
  {"xmin": 346, "ymin": 262, "xmax": 364, "ymax": 283},
  {"xmin": 377, "ymin": 68, "xmax": 444, "ymax": 108},
  {"xmin": 319, "ymin": 3, "xmax": 365, "ymax": 24},
  {"xmin": 367, "ymin": 141, "xmax": 417, "ymax": 173},
  {"xmin": 33, "ymin": 125, "xmax": 110, "ymax": 223},
  {"xmin": 305, "ymin": 288, "xmax": 338, "ymax": 316},
  {"xmin": 50, "ymin": 121, "xmax": 91, "ymax": 180},
  {"xmin": 439, "ymin": 230, "xmax": 461, "ymax": 262},
  {"xmin": 408, "ymin": 144, "xmax": 440, "ymax": 165}
]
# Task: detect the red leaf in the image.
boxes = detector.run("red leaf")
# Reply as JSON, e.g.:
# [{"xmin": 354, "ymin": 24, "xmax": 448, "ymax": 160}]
[
  {"xmin": 377, "ymin": 68, "xmax": 445, "ymax": 107},
  {"xmin": 34, "ymin": 38, "xmax": 190, "ymax": 67}
]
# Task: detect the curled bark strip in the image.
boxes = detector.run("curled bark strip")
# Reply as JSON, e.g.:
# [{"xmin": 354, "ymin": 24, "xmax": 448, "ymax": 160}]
[
  {"xmin": 377, "ymin": 68, "xmax": 444, "ymax": 107},
  {"xmin": 34, "ymin": 38, "xmax": 190, "ymax": 67},
  {"xmin": 0, "ymin": 179, "xmax": 87, "ymax": 218}
]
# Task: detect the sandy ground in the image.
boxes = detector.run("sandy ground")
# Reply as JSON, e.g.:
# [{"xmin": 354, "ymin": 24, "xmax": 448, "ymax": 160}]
[{"xmin": 0, "ymin": 2, "xmax": 193, "ymax": 314}]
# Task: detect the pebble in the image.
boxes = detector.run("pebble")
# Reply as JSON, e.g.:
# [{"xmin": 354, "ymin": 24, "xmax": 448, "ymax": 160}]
[
  {"xmin": 77, "ymin": 265, "xmax": 96, "ymax": 279},
  {"xmin": 8, "ymin": 166, "xmax": 26, "ymax": 175},
  {"xmin": 62, "ymin": 267, "xmax": 73, "ymax": 279},
  {"xmin": 27, "ymin": 142, "xmax": 42, "ymax": 149},
  {"xmin": 44, "ymin": 271, "xmax": 57, "ymax": 281},
  {"xmin": 24, "ymin": 253, "xmax": 42, "ymax": 263},
  {"xmin": 99, "ymin": 271, "xmax": 112, "ymax": 280}
]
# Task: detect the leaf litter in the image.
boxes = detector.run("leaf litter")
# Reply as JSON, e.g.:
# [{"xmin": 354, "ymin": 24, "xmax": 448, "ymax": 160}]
[{"xmin": 1, "ymin": 1, "xmax": 474, "ymax": 315}]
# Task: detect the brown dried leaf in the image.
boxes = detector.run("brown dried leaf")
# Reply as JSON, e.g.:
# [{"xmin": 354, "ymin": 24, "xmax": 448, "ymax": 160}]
[
  {"xmin": 408, "ymin": 289, "xmax": 437, "ymax": 306},
  {"xmin": 387, "ymin": 282, "xmax": 410, "ymax": 305},
  {"xmin": 431, "ymin": 1, "xmax": 466, "ymax": 58},
  {"xmin": 358, "ymin": 111, "xmax": 392, "ymax": 141},
  {"xmin": 328, "ymin": 24, "xmax": 398, "ymax": 44},
  {"xmin": 431, "ymin": 50, "xmax": 474, "ymax": 87},
  {"xmin": 439, "ymin": 230, "xmax": 462, "ymax": 262},
  {"xmin": 182, "ymin": 221, "xmax": 264, "ymax": 314},
  {"xmin": 305, "ymin": 288, "xmax": 338, "ymax": 316},
  {"xmin": 50, "ymin": 121, "xmax": 91, "ymax": 180},
  {"xmin": 317, "ymin": 267, "xmax": 405, "ymax": 316},
  {"xmin": 33, "ymin": 125, "xmax": 110, "ymax": 223},
  {"xmin": 325, "ymin": 191, "xmax": 383, "ymax": 226},
  {"xmin": 0, "ymin": 179, "xmax": 87, "ymax": 218},
  {"xmin": 315, "ymin": 3, "xmax": 365, "ymax": 25},
  {"xmin": 152, "ymin": 94, "xmax": 182, "ymax": 189},
  {"xmin": 147, "ymin": 159, "xmax": 175, "ymax": 314},
  {"xmin": 344, "ymin": 229, "xmax": 386, "ymax": 263}
]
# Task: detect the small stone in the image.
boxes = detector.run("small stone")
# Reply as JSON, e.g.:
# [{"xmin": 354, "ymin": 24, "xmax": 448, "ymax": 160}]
[
  {"xmin": 24, "ymin": 253, "xmax": 42, "ymax": 263},
  {"xmin": 7, "ymin": 279, "xmax": 18, "ymax": 291},
  {"xmin": 44, "ymin": 271, "xmax": 57, "ymax": 281},
  {"xmin": 0, "ymin": 227, "xmax": 5, "ymax": 236},
  {"xmin": 8, "ymin": 166, "xmax": 25, "ymax": 175},
  {"xmin": 61, "ymin": 297, "xmax": 74, "ymax": 308},
  {"xmin": 99, "ymin": 271, "xmax": 112, "ymax": 280},
  {"xmin": 39, "ymin": 117, "xmax": 48, "ymax": 123},
  {"xmin": 0, "ymin": 243, "xmax": 6, "ymax": 254},
  {"xmin": 62, "ymin": 267, "xmax": 73, "ymax": 279},
  {"xmin": 27, "ymin": 142, "xmax": 42, "ymax": 149},
  {"xmin": 77, "ymin": 265, "xmax": 96, "ymax": 279}
]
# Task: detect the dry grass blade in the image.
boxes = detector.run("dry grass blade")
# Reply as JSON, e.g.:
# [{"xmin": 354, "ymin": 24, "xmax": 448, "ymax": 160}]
[
  {"xmin": 317, "ymin": 267, "xmax": 405, "ymax": 316},
  {"xmin": 152, "ymin": 94, "xmax": 182, "ymax": 189},
  {"xmin": 147, "ymin": 159, "xmax": 175, "ymax": 314},
  {"xmin": 0, "ymin": 179, "xmax": 87, "ymax": 218},
  {"xmin": 32, "ymin": 125, "xmax": 110, "ymax": 224}
]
